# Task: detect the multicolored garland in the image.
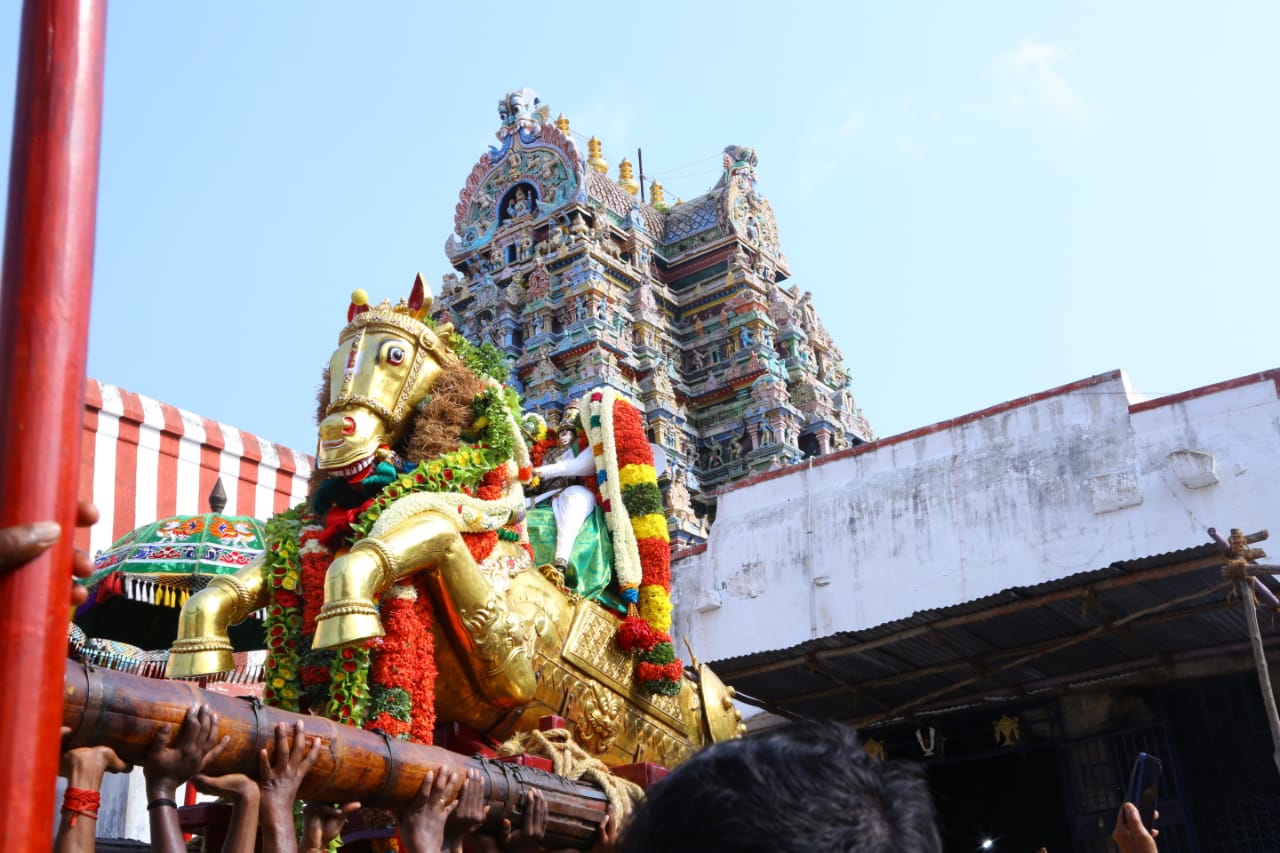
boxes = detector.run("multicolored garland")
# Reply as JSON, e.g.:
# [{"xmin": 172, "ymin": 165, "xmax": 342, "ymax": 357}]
[{"xmin": 582, "ymin": 388, "xmax": 683, "ymax": 696}]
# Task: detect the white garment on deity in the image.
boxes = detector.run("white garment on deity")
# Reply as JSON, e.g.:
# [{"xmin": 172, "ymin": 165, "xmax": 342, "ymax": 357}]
[{"xmin": 529, "ymin": 447, "xmax": 597, "ymax": 564}]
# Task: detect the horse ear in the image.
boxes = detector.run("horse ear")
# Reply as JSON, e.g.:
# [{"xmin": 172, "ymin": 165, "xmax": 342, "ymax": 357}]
[
  {"xmin": 347, "ymin": 289, "xmax": 370, "ymax": 323},
  {"xmin": 408, "ymin": 273, "xmax": 433, "ymax": 319}
]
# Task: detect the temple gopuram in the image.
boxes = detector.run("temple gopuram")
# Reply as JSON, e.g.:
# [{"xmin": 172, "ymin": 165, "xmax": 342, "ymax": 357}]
[{"xmin": 434, "ymin": 89, "xmax": 873, "ymax": 546}]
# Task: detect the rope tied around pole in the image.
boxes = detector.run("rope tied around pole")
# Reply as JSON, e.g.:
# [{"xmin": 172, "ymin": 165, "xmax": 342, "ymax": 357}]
[{"xmin": 497, "ymin": 728, "xmax": 643, "ymax": 824}]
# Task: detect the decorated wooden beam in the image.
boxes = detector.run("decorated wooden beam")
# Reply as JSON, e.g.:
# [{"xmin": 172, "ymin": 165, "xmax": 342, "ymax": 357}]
[{"xmin": 62, "ymin": 660, "xmax": 610, "ymax": 849}]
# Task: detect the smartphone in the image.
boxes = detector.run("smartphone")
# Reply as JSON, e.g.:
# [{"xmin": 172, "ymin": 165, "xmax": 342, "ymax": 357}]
[{"xmin": 1124, "ymin": 752, "xmax": 1163, "ymax": 831}]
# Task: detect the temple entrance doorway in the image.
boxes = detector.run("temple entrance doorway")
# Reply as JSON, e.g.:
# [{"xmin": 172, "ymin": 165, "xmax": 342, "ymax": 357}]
[{"xmin": 928, "ymin": 745, "xmax": 1071, "ymax": 853}]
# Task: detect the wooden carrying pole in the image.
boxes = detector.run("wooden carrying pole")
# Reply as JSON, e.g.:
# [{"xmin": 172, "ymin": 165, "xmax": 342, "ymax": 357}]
[
  {"xmin": 63, "ymin": 661, "xmax": 610, "ymax": 848},
  {"xmin": 0, "ymin": 0, "xmax": 107, "ymax": 848}
]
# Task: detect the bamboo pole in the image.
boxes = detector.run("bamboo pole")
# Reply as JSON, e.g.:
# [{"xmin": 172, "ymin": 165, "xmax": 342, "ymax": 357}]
[
  {"xmin": 62, "ymin": 660, "xmax": 610, "ymax": 848},
  {"xmin": 0, "ymin": 1, "xmax": 107, "ymax": 848},
  {"xmin": 1238, "ymin": 578, "xmax": 1280, "ymax": 775}
]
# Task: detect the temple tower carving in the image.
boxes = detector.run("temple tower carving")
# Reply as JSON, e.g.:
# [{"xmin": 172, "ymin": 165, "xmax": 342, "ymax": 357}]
[{"xmin": 437, "ymin": 89, "xmax": 873, "ymax": 545}]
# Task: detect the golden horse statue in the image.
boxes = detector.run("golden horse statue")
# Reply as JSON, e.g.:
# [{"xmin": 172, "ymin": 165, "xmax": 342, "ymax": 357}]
[{"xmin": 167, "ymin": 276, "xmax": 741, "ymax": 768}]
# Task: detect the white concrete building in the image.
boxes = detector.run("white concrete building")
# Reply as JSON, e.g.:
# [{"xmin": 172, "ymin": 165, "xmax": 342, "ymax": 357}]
[
  {"xmin": 675, "ymin": 368, "xmax": 1280, "ymax": 661},
  {"xmin": 673, "ymin": 367, "xmax": 1280, "ymax": 851}
]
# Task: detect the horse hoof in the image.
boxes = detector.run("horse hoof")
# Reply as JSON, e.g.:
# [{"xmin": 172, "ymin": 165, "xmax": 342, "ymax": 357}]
[
  {"xmin": 314, "ymin": 602, "xmax": 384, "ymax": 649},
  {"xmin": 166, "ymin": 638, "xmax": 234, "ymax": 678}
]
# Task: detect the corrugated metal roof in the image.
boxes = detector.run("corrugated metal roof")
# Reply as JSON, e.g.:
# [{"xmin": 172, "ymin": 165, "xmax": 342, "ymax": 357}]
[{"xmin": 710, "ymin": 537, "xmax": 1275, "ymax": 728}]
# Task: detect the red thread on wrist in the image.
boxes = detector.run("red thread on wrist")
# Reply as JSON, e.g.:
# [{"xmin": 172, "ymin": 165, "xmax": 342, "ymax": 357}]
[{"xmin": 62, "ymin": 787, "xmax": 100, "ymax": 827}]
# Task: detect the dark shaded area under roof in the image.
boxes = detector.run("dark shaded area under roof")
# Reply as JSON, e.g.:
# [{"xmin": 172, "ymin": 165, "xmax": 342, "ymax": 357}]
[{"xmin": 711, "ymin": 532, "xmax": 1278, "ymax": 730}]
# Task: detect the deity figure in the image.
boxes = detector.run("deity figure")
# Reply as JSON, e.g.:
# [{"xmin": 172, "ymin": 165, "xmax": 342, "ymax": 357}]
[
  {"xmin": 507, "ymin": 187, "xmax": 533, "ymax": 219},
  {"xmin": 666, "ymin": 468, "xmax": 691, "ymax": 513},
  {"xmin": 705, "ymin": 437, "xmax": 724, "ymax": 468},
  {"xmin": 528, "ymin": 419, "xmax": 599, "ymax": 588}
]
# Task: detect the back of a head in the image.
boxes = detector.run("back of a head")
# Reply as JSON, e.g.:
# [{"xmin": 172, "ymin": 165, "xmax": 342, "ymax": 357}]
[{"xmin": 619, "ymin": 720, "xmax": 941, "ymax": 853}]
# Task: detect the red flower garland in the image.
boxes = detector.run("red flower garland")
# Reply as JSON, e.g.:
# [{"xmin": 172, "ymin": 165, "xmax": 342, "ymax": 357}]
[
  {"xmin": 409, "ymin": 576, "xmax": 439, "ymax": 743},
  {"xmin": 528, "ymin": 437, "xmax": 557, "ymax": 470},
  {"xmin": 367, "ymin": 587, "xmax": 436, "ymax": 741}
]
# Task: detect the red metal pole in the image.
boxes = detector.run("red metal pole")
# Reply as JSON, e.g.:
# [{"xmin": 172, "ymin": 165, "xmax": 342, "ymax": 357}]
[{"xmin": 0, "ymin": 0, "xmax": 106, "ymax": 848}]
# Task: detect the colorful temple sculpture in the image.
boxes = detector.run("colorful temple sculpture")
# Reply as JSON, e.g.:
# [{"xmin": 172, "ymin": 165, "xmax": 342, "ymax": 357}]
[{"xmin": 436, "ymin": 89, "xmax": 874, "ymax": 546}]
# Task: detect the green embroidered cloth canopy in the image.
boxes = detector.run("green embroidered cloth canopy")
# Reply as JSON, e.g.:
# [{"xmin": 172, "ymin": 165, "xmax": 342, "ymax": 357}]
[
  {"xmin": 75, "ymin": 489, "xmax": 269, "ymax": 653},
  {"xmin": 80, "ymin": 512, "xmax": 267, "ymax": 608}
]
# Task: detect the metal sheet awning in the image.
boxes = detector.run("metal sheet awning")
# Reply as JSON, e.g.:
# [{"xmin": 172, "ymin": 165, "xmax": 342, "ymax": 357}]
[{"xmin": 711, "ymin": 531, "xmax": 1277, "ymax": 730}]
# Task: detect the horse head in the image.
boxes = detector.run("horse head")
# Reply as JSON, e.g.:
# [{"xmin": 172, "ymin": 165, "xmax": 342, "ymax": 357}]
[{"xmin": 316, "ymin": 274, "xmax": 456, "ymax": 475}]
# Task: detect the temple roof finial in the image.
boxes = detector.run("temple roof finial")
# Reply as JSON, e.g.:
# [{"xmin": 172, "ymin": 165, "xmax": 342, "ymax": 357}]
[
  {"xmin": 618, "ymin": 158, "xmax": 639, "ymax": 196},
  {"xmin": 587, "ymin": 137, "xmax": 608, "ymax": 175}
]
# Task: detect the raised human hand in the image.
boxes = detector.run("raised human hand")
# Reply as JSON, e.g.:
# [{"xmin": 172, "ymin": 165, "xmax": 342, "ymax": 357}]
[
  {"xmin": 1112, "ymin": 803, "xmax": 1160, "ymax": 853},
  {"xmin": 301, "ymin": 801, "xmax": 361, "ymax": 853},
  {"xmin": 499, "ymin": 787, "xmax": 548, "ymax": 853},
  {"xmin": 400, "ymin": 767, "xmax": 464, "ymax": 853},
  {"xmin": 191, "ymin": 772, "xmax": 258, "ymax": 804},
  {"xmin": 193, "ymin": 772, "xmax": 261, "ymax": 853},
  {"xmin": 0, "ymin": 500, "xmax": 99, "ymax": 604},
  {"xmin": 257, "ymin": 720, "xmax": 323, "ymax": 815},
  {"xmin": 143, "ymin": 704, "xmax": 229, "ymax": 799},
  {"xmin": 59, "ymin": 723, "xmax": 131, "ymax": 790}
]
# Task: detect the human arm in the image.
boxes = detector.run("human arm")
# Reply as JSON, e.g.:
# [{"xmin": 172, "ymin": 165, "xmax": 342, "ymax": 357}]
[
  {"xmin": 192, "ymin": 772, "xmax": 261, "ymax": 853},
  {"xmin": 534, "ymin": 447, "xmax": 595, "ymax": 480},
  {"xmin": 0, "ymin": 500, "xmax": 98, "ymax": 604},
  {"xmin": 497, "ymin": 788, "xmax": 547, "ymax": 853},
  {"xmin": 399, "ymin": 767, "xmax": 464, "ymax": 853},
  {"xmin": 143, "ymin": 705, "xmax": 230, "ymax": 853},
  {"xmin": 1112, "ymin": 803, "xmax": 1159, "ymax": 853},
  {"xmin": 443, "ymin": 769, "xmax": 486, "ymax": 853},
  {"xmin": 54, "ymin": 729, "xmax": 131, "ymax": 853},
  {"xmin": 257, "ymin": 720, "xmax": 323, "ymax": 853},
  {"xmin": 300, "ymin": 801, "xmax": 361, "ymax": 853}
]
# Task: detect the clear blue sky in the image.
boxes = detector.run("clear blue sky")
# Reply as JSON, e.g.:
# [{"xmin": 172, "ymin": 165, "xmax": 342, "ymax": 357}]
[{"xmin": 2, "ymin": 2, "xmax": 1276, "ymax": 454}]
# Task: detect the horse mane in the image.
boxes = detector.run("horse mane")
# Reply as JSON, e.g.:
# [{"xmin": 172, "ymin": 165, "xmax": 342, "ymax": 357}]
[
  {"xmin": 398, "ymin": 359, "xmax": 488, "ymax": 463},
  {"xmin": 307, "ymin": 359, "xmax": 487, "ymax": 496}
]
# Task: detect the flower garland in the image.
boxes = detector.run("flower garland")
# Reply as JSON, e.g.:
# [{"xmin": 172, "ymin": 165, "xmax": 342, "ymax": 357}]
[
  {"xmin": 366, "ymin": 582, "xmax": 437, "ymax": 739},
  {"xmin": 262, "ymin": 506, "xmax": 306, "ymax": 711},
  {"xmin": 582, "ymin": 389, "xmax": 683, "ymax": 696}
]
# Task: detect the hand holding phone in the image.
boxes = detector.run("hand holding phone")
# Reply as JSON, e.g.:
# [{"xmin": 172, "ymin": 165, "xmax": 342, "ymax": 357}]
[{"xmin": 1125, "ymin": 752, "xmax": 1162, "ymax": 831}]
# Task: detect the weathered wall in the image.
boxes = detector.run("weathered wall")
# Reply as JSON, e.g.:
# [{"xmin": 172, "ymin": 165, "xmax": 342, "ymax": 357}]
[{"xmin": 673, "ymin": 369, "xmax": 1280, "ymax": 664}]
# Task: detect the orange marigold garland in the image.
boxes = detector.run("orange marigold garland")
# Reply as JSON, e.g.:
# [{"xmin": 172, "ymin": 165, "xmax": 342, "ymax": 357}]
[
  {"xmin": 409, "ymin": 575, "xmax": 439, "ymax": 743},
  {"xmin": 367, "ymin": 583, "xmax": 436, "ymax": 741}
]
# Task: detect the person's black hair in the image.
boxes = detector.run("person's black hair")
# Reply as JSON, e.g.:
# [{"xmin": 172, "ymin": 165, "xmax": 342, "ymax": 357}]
[{"xmin": 619, "ymin": 720, "xmax": 941, "ymax": 853}]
